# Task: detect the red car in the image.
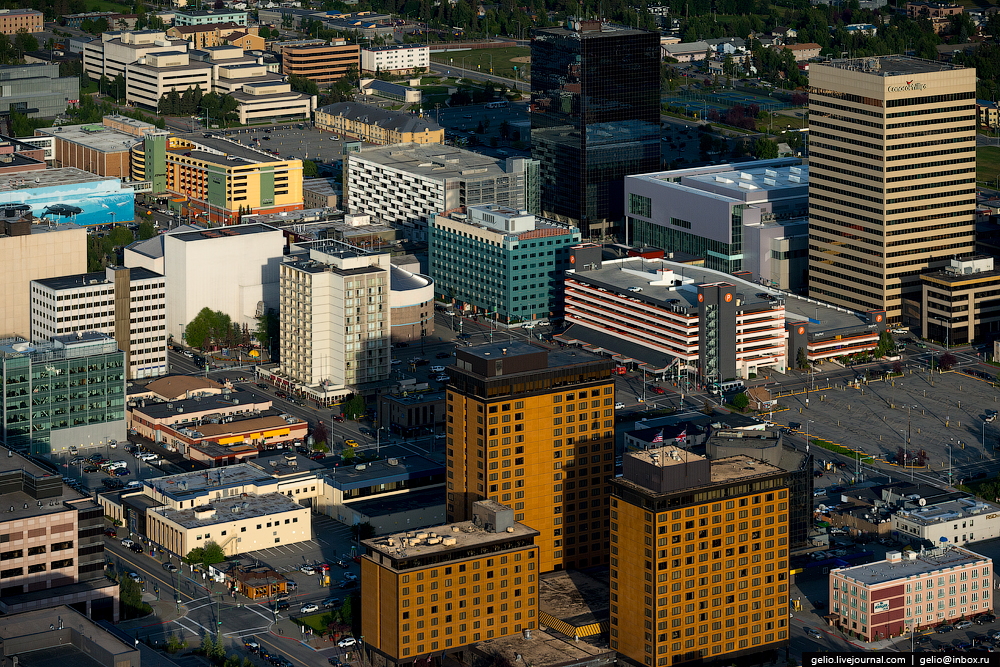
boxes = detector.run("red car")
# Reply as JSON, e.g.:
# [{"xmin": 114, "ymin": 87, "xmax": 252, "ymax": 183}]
[
  {"xmin": 649, "ymin": 385, "xmax": 665, "ymax": 395},
  {"xmin": 332, "ymin": 414, "xmax": 344, "ymax": 423}
]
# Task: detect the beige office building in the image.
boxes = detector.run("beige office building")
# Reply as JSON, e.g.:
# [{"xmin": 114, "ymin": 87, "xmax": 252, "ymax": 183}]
[{"xmin": 808, "ymin": 56, "xmax": 977, "ymax": 320}]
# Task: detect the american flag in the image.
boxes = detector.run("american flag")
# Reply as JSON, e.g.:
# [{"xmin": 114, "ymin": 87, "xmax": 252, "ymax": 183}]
[{"xmin": 651, "ymin": 429, "xmax": 664, "ymax": 443}]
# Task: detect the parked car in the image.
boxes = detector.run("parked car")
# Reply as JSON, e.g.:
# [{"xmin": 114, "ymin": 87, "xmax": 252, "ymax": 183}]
[
  {"xmin": 323, "ymin": 597, "xmax": 341, "ymax": 608},
  {"xmin": 332, "ymin": 414, "xmax": 344, "ymax": 422},
  {"xmin": 615, "ymin": 402, "xmax": 626, "ymax": 409},
  {"xmin": 343, "ymin": 572, "xmax": 358, "ymax": 582},
  {"xmin": 938, "ymin": 625, "xmax": 955, "ymax": 633},
  {"xmin": 805, "ymin": 628, "xmax": 822, "ymax": 639},
  {"xmin": 128, "ymin": 572, "xmax": 144, "ymax": 584},
  {"xmin": 430, "ymin": 365, "xmax": 446, "ymax": 373},
  {"xmin": 300, "ymin": 565, "xmax": 316, "ymax": 575},
  {"xmin": 958, "ymin": 621, "xmax": 976, "ymax": 630},
  {"xmin": 275, "ymin": 600, "xmax": 290, "ymax": 611},
  {"xmin": 128, "ymin": 543, "xmax": 144, "ymax": 554},
  {"xmin": 104, "ymin": 528, "xmax": 117, "ymax": 538},
  {"xmin": 979, "ymin": 614, "xmax": 997, "ymax": 625},
  {"xmin": 436, "ymin": 352, "xmax": 451, "ymax": 359},
  {"xmin": 299, "ymin": 603, "xmax": 320, "ymax": 614},
  {"xmin": 121, "ymin": 539, "xmax": 135, "ymax": 548},
  {"xmin": 162, "ymin": 562, "xmax": 179, "ymax": 572},
  {"xmin": 337, "ymin": 637, "xmax": 357, "ymax": 648}
]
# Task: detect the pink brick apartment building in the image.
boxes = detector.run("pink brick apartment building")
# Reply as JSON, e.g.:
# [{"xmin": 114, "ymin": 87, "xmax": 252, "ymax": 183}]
[{"xmin": 829, "ymin": 547, "xmax": 992, "ymax": 641}]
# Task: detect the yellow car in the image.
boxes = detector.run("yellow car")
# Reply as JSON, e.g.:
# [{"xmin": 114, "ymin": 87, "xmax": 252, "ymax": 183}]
[{"xmin": 344, "ymin": 439, "xmax": 358, "ymax": 448}]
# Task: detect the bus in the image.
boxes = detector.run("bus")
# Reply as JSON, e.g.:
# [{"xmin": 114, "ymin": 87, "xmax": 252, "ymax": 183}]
[
  {"xmin": 709, "ymin": 380, "xmax": 745, "ymax": 396},
  {"xmin": 485, "ymin": 100, "xmax": 509, "ymax": 109}
]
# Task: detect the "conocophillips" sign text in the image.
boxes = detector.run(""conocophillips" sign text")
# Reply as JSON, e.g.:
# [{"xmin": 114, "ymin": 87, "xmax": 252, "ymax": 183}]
[{"xmin": 887, "ymin": 81, "xmax": 928, "ymax": 92}]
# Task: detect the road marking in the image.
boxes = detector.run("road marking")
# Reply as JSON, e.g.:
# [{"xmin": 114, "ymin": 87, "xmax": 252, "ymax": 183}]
[
  {"xmin": 172, "ymin": 619, "xmax": 200, "ymax": 636},
  {"xmin": 223, "ymin": 625, "xmax": 272, "ymax": 638},
  {"xmin": 245, "ymin": 604, "xmax": 278, "ymax": 622},
  {"xmin": 182, "ymin": 616, "xmax": 217, "ymax": 634}
]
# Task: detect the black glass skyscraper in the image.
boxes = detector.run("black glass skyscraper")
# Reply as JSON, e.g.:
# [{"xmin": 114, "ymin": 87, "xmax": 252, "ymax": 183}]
[{"xmin": 531, "ymin": 20, "xmax": 660, "ymax": 239}]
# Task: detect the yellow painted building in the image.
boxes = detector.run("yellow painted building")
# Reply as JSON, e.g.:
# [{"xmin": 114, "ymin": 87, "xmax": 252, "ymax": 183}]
[
  {"xmin": 361, "ymin": 501, "xmax": 540, "ymax": 667},
  {"xmin": 315, "ymin": 101, "xmax": 444, "ymax": 146},
  {"xmin": 445, "ymin": 342, "xmax": 616, "ymax": 574},
  {"xmin": 610, "ymin": 447, "xmax": 792, "ymax": 666},
  {"xmin": 131, "ymin": 133, "xmax": 303, "ymax": 225},
  {"xmin": 167, "ymin": 22, "xmax": 259, "ymax": 49}
]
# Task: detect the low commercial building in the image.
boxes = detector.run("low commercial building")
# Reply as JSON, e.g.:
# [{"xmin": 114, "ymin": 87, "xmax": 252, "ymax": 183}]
[
  {"xmin": 361, "ymin": 501, "xmax": 540, "ymax": 667},
  {"xmin": 35, "ymin": 115, "xmax": 160, "ymax": 179},
  {"xmin": 282, "ymin": 41, "xmax": 360, "ymax": 87},
  {"xmin": 166, "ymin": 22, "xmax": 256, "ymax": 49},
  {"xmin": 919, "ymin": 256, "xmax": 1000, "ymax": 345},
  {"xmin": 30, "ymin": 266, "xmax": 166, "ymax": 380},
  {"xmin": 0, "ymin": 9, "xmax": 43, "ymax": 35},
  {"xmin": 430, "ymin": 205, "xmax": 580, "ymax": 323},
  {"xmin": 315, "ymin": 447, "xmax": 445, "ymax": 530},
  {"xmin": 128, "ymin": 397, "xmax": 308, "ymax": 461},
  {"xmin": 979, "ymin": 99, "xmax": 999, "ymax": 128},
  {"xmin": 63, "ymin": 12, "xmax": 138, "ymax": 29},
  {"xmin": 302, "ymin": 177, "xmax": 340, "ymax": 209},
  {"xmin": 661, "ymin": 40, "xmax": 709, "ymax": 62},
  {"xmin": 0, "ymin": 167, "xmax": 136, "ymax": 228},
  {"xmin": 906, "ymin": 0, "xmax": 963, "ymax": 17},
  {"xmin": 345, "ymin": 143, "xmax": 537, "ymax": 243},
  {"xmin": 377, "ymin": 390, "xmax": 445, "ymax": 438},
  {"xmin": 558, "ymin": 250, "xmax": 884, "ymax": 378},
  {"xmin": 102, "ymin": 460, "xmax": 319, "ymax": 557},
  {"xmin": 830, "ymin": 547, "xmax": 992, "ymax": 640},
  {"xmin": 174, "ymin": 9, "xmax": 249, "ymax": 26},
  {"xmin": 624, "ymin": 159, "xmax": 810, "ymax": 290},
  {"xmin": 0, "ymin": 333, "xmax": 125, "ymax": 456},
  {"xmin": 781, "ymin": 42, "xmax": 822, "ymax": 60},
  {"xmin": 360, "ymin": 44, "xmax": 429, "ymax": 75},
  {"xmin": 0, "ymin": 446, "xmax": 117, "ymax": 619},
  {"xmin": 130, "ymin": 135, "xmax": 303, "ymax": 225},
  {"xmin": 0, "ymin": 63, "xmax": 79, "ymax": 119},
  {"xmin": 893, "ymin": 496, "xmax": 1000, "ymax": 546},
  {"xmin": 0, "ymin": 218, "xmax": 86, "ymax": 340},
  {"xmin": 360, "ymin": 78, "xmax": 421, "ymax": 104},
  {"xmin": 315, "ymin": 101, "xmax": 444, "ymax": 146},
  {"xmin": 130, "ymin": 374, "xmax": 224, "ymax": 402}
]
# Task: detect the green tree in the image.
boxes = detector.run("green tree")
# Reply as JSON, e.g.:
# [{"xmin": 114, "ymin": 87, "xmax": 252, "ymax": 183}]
[
  {"xmin": 342, "ymin": 394, "xmax": 366, "ymax": 419},
  {"xmin": 796, "ymin": 347, "xmax": 808, "ymax": 370},
  {"xmin": 303, "ymin": 159, "xmax": 319, "ymax": 177},
  {"xmin": 183, "ymin": 546, "xmax": 205, "ymax": 565},
  {"xmin": 112, "ymin": 73, "xmax": 127, "ymax": 102},
  {"xmin": 99, "ymin": 74, "xmax": 110, "ymax": 96},
  {"xmin": 202, "ymin": 541, "xmax": 226, "ymax": 566},
  {"xmin": 14, "ymin": 29, "xmax": 39, "ymax": 54},
  {"xmin": 350, "ymin": 522, "xmax": 376, "ymax": 540},
  {"xmin": 753, "ymin": 137, "xmax": 779, "ymax": 159},
  {"xmin": 138, "ymin": 220, "xmax": 157, "ymax": 240},
  {"xmin": 731, "ymin": 392, "xmax": 750, "ymax": 412},
  {"xmin": 184, "ymin": 307, "xmax": 234, "ymax": 351}
]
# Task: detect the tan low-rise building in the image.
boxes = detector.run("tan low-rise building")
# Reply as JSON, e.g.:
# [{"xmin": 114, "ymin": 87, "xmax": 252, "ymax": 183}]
[
  {"xmin": 920, "ymin": 255, "xmax": 1000, "ymax": 346},
  {"xmin": 282, "ymin": 40, "xmax": 359, "ymax": 87},
  {"xmin": 782, "ymin": 42, "xmax": 822, "ymax": 61},
  {"xmin": 166, "ymin": 22, "xmax": 258, "ymax": 49},
  {"xmin": 315, "ymin": 101, "xmax": 444, "ymax": 145},
  {"xmin": 0, "ymin": 9, "xmax": 42, "ymax": 35}
]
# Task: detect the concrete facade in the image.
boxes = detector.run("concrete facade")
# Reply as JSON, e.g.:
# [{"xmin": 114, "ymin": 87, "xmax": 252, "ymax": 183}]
[
  {"xmin": 281, "ymin": 41, "xmax": 360, "ymax": 87},
  {"xmin": 35, "ymin": 115, "xmax": 159, "ymax": 180},
  {"xmin": 360, "ymin": 44, "xmax": 429, "ymax": 74},
  {"xmin": 0, "ymin": 220, "xmax": 87, "ymax": 340},
  {"xmin": 0, "ymin": 9, "xmax": 43, "ymax": 35},
  {"xmin": 0, "ymin": 63, "xmax": 79, "ymax": 119}
]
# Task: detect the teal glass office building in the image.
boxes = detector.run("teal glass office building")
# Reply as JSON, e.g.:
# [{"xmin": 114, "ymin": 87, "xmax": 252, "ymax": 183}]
[
  {"xmin": 1, "ymin": 333, "xmax": 126, "ymax": 456},
  {"xmin": 429, "ymin": 205, "xmax": 580, "ymax": 322}
]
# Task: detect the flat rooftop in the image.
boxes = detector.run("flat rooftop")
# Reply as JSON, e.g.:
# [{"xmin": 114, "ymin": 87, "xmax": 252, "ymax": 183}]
[
  {"xmin": 171, "ymin": 133, "xmax": 291, "ymax": 165},
  {"xmin": 351, "ymin": 143, "xmax": 516, "ymax": 180},
  {"xmin": 364, "ymin": 520, "xmax": 538, "ymax": 561},
  {"xmin": 571, "ymin": 257, "xmax": 868, "ymax": 332},
  {"xmin": 153, "ymin": 491, "xmax": 303, "ymax": 529},
  {"xmin": 345, "ymin": 485, "xmax": 444, "ymax": 518},
  {"xmin": 0, "ymin": 167, "xmax": 115, "ymax": 192},
  {"xmin": 136, "ymin": 374, "xmax": 223, "ymax": 400},
  {"xmin": 834, "ymin": 546, "xmax": 989, "ymax": 586},
  {"xmin": 459, "ymin": 340, "xmax": 607, "ymax": 372},
  {"xmin": 325, "ymin": 447, "xmax": 443, "ymax": 490},
  {"xmin": 34, "ymin": 267, "xmax": 161, "ymax": 291},
  {"xmin": 896, "ymin": 497, "xmax": 1000, "ymax": 526},
  {"xmin": 822, "ymin": 55, "xmax": 965, "ymax": 76},
  {"xmin": 711, "ymin": 454, "xmax": 784, "ymax": 483},
  {"xmin": 626, "ymin": 445, "xmax": 703, "ymax": 470},
  {"xmin": 538, "ymin": 569, "xmax": 611, "ymax": 627},
  {"xmin": 168, "ymin": 222, "xmax": 280, "ymax": 243},
  {"xmin": 130, "ymin": 389, "xmax": 270, "ymax": 420},
  {"xmin": 0, "ymin": 606, "xmax": 136, "ymax": 660},
  {"xmin": 145, "ymin": 462, "xmax": 274, "ymax": 499}
]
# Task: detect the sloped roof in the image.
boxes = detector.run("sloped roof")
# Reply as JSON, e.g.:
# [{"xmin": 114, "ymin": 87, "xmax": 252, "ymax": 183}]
[{"xmin": 318, "ymin": 101, "xmax": 441, "ymax": 133}]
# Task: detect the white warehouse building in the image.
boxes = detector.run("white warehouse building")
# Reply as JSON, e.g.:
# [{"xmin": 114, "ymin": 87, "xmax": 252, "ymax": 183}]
[
  {"xmin": 893, "ymin": 497, "xmax": 1000, "ymax": 547},
  {"xmin": 124, "ymin": 223, "xmax": 284, "ymax": 343}
]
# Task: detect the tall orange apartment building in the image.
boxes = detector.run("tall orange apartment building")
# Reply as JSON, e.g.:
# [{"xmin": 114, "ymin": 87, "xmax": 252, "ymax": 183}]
[
  {"xmin": 611, "ymin": 446, "xmax": 792, "ymax": 666},
  {"xmin": 445, "ymin": 342, "xmax": 616, "ymax": 573},
  {"xmin": 361, "ymin": 500, "xmax": 540, "ymax": 667}
]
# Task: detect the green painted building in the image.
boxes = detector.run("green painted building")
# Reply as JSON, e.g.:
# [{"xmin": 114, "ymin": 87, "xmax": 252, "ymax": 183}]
[
  {"xmin": 429, "ymin": 205, "xmax": 580, "ymax": 323},
  {"xmin": 1, "ymin": 333, "xmax": 125, "ymax": 456}
]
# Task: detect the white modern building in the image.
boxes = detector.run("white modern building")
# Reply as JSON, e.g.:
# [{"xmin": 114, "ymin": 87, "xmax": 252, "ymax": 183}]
[
  {"xmin": 30, "ymin": 266, "xmax": 167, "ymax": 379},
  {"xmin": 273, "ymin": 243, "xmax": 391, "ymax": 399},
  {"xmin": 624, "ymin": 158, "xmax": 810, "ymax": 292},
  {"xmin": 345, "ymin": 143, "xmax": 537, "ymax": 242},
  {"xmin": 124, "ymin": 223, "xmax": 284, "ymax": 343},
  {"xmin": 125, "ymin": 50, "xmax": 213, "ymax": 109},
  {"xmin": 83, "ymin": 30, "xmax": 191, "ymax": 81},
  {"xmin": 893, "ymin": 497, "xmax": 1000, "ymax": 547},
  {"xmin": 360, "ymin": 44, "xmax": 429, "ymax": 74}
]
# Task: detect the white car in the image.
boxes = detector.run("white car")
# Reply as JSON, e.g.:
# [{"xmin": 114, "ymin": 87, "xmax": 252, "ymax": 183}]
[
  {"xmin": 343, "ymin": 572, "xmax": 358, "ymax": 582},
  {"xmin": 121, "ymin": 539, "xmax": 135, "ymax": 548},
  {"xmin": 523, "ymin": 322, "xmax": 536, "ymax": 329},
  {"xmin": 627, "ymin": 286, "xmax": 642, "ymax": 292},
  {"xmin": 128, "ymin": 572, "xmax": 144, "ymax": 583},
  {"xmin": 434, "ymin": 375, "xmax": 450, "ymax": 382},
  {"xmin": 615, "ymin": 402, "xmax": 625, "ymax": 410},
  {"xmin": 300, "ymin": 603, "xmax": 320, "ymax": 614},
  {"xmin": 430, "ymin": 365, "xmax": 446, "ymax": 373},
  {"xmin": 391, "ymin": 359, "xmax": 402, "ymax": 365},
  {"xmin": 337, "ymin": 637, "xmax": 357, "ymax": 648},
  {"xmin": 300, "ymin": 565, "xmax": 316, "ymax": 575}
]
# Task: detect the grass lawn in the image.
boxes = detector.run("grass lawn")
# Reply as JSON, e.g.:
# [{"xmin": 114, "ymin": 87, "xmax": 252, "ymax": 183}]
[
  {"xmin": 430, "ymin": 46, "xmax": 530, "ymax": 82},
  {"xmin": 977, "ymin": 146, "xmax": 1000, "ymax": 186},
  {"xmin": 296, "ymin": 611, "xmax": 336, "ymax": 634},
  {"xmin": 81, "ymin": 0, "xmax": 134, "ymax": 12}
]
